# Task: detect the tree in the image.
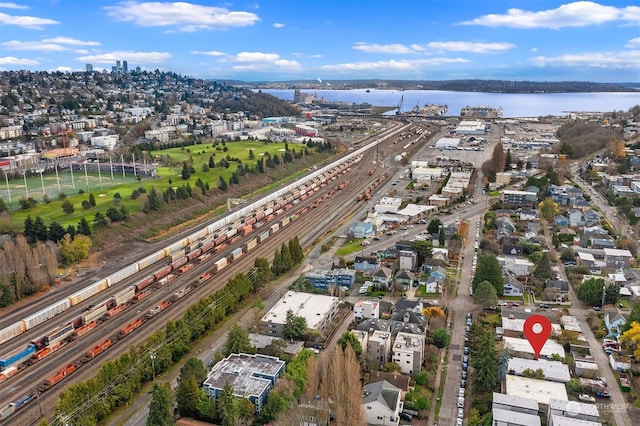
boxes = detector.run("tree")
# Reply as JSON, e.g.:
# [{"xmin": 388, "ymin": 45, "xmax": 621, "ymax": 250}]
[
  {"xmin": 438, "ymin": 226, "xmax": 445, "ymax": 247},
  {"xmin": 223, "ymin": 323, "xmax": 254, "ymax": 356},
  {"xmin": 93, "ymin": 211, "xmax": 108, "ymax": 227},
  {"xmin": 577, "ymin": 278, "xmax": 616, "ymax": 307},
  {"xmin": 282, "ymin": 309, "xmax": 307, "ymax": 340},
  {"xmin": 422, "ymin": 306, "xmax": 445, "ymax": 328},
  {"xmin": 473, "ymin": 281, "xmax": 498, "ymax": 308},
  {"xmin": 539, "ymin": 197, "xmax": 559, "ymax": 221},
  {"xmin": 218, "ymin": 382, "xmax": 239, "ymax": 426},
  {"xmin": 57, "ymin": 234, "xmax": 92, "ymax": 264},
  {"xmin": 88, "ymin": 193, "xmax": 96, "ymax": 207},
  {"xmin": 427, "ymin": 218, "xmax": 442, "ymax": 235},
  {"xmin": 288, "ymin": 236, "xmax": 304, "ymax": 264},
  {"xmin": 48, "ymin": 220, "xmax": 67, "ymax": 243},
  {"xmin": 179, "ymin": 357, "xmax": 207, "ymax": 384},
  {"xmin": 433, "ymin": 328, "xmax": 449, "ymax": 348},
  {"xmin": 620, "ymin": 321, "xmax": 640, "ymax": 360},
  {"xmin": 61, "ymin": 199, "xmax": 75, "ymax": 214},
  {"xmin": 472, "ymin": 255, "xmax": 504, "ymax": 296},
  {"xmin": 218, "ymin": 176, "xmax": 228, "ymax": 191},
  {"xmin": 624, "ymin": 302, "xmax": 640, "ymax": 332},
  {"xmin": 533, "ymin": 252, "xmax": 552, "ymax": 281},
  {"xmin": 337, "ymin": 331, "xmax": 363, "ymax": 358},
  {"xmin": 472, "ymin": 331, "xmax": 498, "ymax": 392},
  {"xmin": 147, "ymin": 382, "xmax": 174, "ymax": 426},
  {"xmin": 280, "ymin": 243, "xmax": 292, "ymax": 271},
  {"xmin": 176, "ymin": 375, "xmax": 202, "ymax": 418},
  {"xmin": 181, "ymin": 162, "xmax": 191, "ymax": 180},
  {"xmin": 77, "ymin": 217, "xmax": 92, "ymax": 236},
  {"xmin": 411, "ymin": 240, "xmax": 433, "ymax": 266},
  {"xmin": 33, "ymin": 216, "xmax": 48, "ymax": 241}
]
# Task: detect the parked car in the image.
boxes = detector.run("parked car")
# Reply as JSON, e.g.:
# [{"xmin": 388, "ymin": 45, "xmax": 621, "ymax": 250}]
[
  {"xmin": 457, "ymin": 397, "xmax": 465, "ymax": 408},
  {"xmin": 400, "ymin": 412, "xmax": 412, "ymax": 421},
  {"xmin": 464, "ymin": 346, "xmax": 470, "ymax": 355},
  {"xmin": 578, "ymin": 394, "xmax": 596, "ymax": 403},
  {"xmin": 596, "ymin": 391, "xmax": 611, "ymax": 399},
  {"xmin": 461, "ymin": 371, "xmax": 467, "ymax": 380},
  {"xmin": 539, "ymin": 303, "xmax": 550, "ymax": 309},
  {"xmin": 458, "ymin": 408, "xmax": 464, "ymax": 418},
  {"xmin": 456, "ymin": 419, "xmax": 463, "ymax": 426},
  {"xmin": 460, "ymin": 379, "xmax": 466, "ymax": 388},
  {"xmin": 462, "ymin": 363, "xmax": 468, "ymax": 371},
  {"xmin": 458, "ymin": 388, "xmax": 465, "ymax": 397}
]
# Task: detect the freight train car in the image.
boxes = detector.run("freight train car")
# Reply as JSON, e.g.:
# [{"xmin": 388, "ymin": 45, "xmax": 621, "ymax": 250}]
[
  {"xmin": 0, "ymin": 344, "xmax": 35, "ymax": 369},
  {"xmin": 68, "ymin": 279, "xmax": 109, "ymax": 306},
  {"xmin": 213, "ymin": 258, "xmax": 228, "ymax": 273},
  {"xmin": 0, "ymin": 403, "xmax": 14, "ymax": 420},
  {"xmin": 229, "ymin": 247, "xmax": 243, "ymax": 262},
  {"xmin": 23, "ymin": 299, "xmax": 71, "ymax": 330},
  {"xmin": 134, "ymin": 275, "xmax": 156, "ymax": 293},
  {"xmin": 105, "ymin": 263, "xmax": 140, "ymax": 286},
  {"xmin": 0, "ymin": 366, "xmax": 18, "ymax": 382},
  {"xmin": 81, "ymin": 303, "xmax": 108, "ymax": 324},
  {"xmin": 136, "ymin": 249, "xmax": 167, "ymax": 270},
  {"xmin": 43, "ymin": 323, "xmax": 74, "ymax": 346},
  {"xmin": 0, "ymin": 321, "xmax": 25, "ymax": 346}
]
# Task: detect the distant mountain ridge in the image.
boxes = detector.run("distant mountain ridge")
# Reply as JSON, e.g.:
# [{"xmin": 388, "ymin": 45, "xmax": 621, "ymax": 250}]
[{"xmin": 249, "ymin": 79, "xmax": 638, "ymax": 93}]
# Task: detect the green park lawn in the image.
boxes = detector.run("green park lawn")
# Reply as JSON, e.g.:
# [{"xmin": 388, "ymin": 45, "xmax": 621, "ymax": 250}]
[{"xmin": 5, "ymin": 140, "xmax": 293, "ymax": 229}]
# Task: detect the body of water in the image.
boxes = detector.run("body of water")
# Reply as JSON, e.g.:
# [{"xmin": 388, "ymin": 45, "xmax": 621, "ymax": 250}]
[{"xmin": 261, "ymin": 88, "xmax": 639, "ymax": 118}]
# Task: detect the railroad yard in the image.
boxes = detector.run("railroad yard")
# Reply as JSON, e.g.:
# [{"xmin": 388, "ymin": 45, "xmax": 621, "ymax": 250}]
[{"xmin": 0, "ymin": 117, "xmax": 456, "ymax": 424}]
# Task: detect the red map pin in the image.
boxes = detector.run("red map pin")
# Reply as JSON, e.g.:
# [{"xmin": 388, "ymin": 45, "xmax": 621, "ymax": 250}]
[{"xmin": 523, "ymin": 314, "xmax": 552, "ymax": 358}]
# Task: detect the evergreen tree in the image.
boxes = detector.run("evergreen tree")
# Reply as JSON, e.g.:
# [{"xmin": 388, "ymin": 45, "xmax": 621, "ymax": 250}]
[
  {"xmin": 218, "ymin": 382, "xmax": 239, "ymax": 426},
  {"xmin": 533, "ymin": 252, "xmax": 553, "ymax": 281},
  {"xmin": 223, "ymin": 323, "xmax": 254, "ymax": 356},
  {"xmin": 282, "ymin": 309, "xmax": 307, "ymax": 340},
  {"xmin": 289, "ymin": 236, "xmax": 304, "ymax": 264},
  {"xmin": 0, "ymin": 197, "xmax": 7, "ymax": 212},
  {"xmin": 48, "ymin": 221, "xmax": 67, "ymax": 242},
  {"xmin": 472, "ymin": 331, "xmax": 499, "ymax": 392},
  {"xmin": 181, "ymin": 162, "xmax": 191, "ymax": 180},
  {"xmin": 176, "ymin": 375, "xmax": 202, "ymax": 418},
  {"xmin": 472, "ymin": 255, "xmax": 504, "ymax": 296},
  {"xmin": 77, "ymin": 217, "xmax": 92, "ymax": 236},
  {"xmin": 33, "ymin": 216, "xmax": 48, "ymax": 242},
  {"xmin": 280, "ymin": 243, "xmax": 292, "ymax": 271},
  {"xmin": 88, "ymin": 193, "xmax": 96, "ymax": 207},
  {"xmin": 271, "ymin": 249, "xmax": 283, "ymax": 276},
  {"xmin": 61, "ymin": 199, "xmax": 75, "ymax": 214},
  {"xmin": 147, "ymin": 382, "xmax": 174, "ymax": 426},
  {"xmin": 218, "ymin": 176, "xmax": 228, "ymax": 191},
  {"xmin": 23, "ymin": 215, "xmax": 35, "ymax": 242},
  {"xmin": 65, "ymin": 224, "xmax": 77, "ymax": 238},
  {"xmin": 248, "ymin": 149, "xmax": 255, "ymax": 160},
  {"xmin": 208, "ymin": 155, "xmax": 215, "ymax": 168},
  {"xmin": 93, "ymin": 212, "xmax": 108, "ymax": 227}
]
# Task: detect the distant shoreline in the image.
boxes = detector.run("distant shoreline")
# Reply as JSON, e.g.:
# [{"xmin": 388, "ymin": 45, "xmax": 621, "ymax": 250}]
[{"xmin": 249, "ymin": 79, "xmax": 639, "ymax": 94}]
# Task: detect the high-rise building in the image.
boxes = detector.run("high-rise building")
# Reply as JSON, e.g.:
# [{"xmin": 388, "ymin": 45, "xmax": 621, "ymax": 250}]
[
  {"xmin": 85, "ymin": 63, "xmax": 93, "ymax": 72},
  {"xmin": 122, "ymin": 61, "xmax": 128, "ymax": 73},
  {"xmin": 116, "ymin": 60, "xmax": 121, "ymax": 71}
]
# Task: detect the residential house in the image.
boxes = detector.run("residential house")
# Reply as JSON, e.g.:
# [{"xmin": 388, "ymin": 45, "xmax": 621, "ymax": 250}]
[
  {"xmin": 583, "ymin": 209, "xmax": 601, "ymax": 226},
  {"xmin": 503, "ymin": 274, "xmax": 524, "ymax": 297},
  {"xmin": 497, "ymin": 216, "xmax": 517, "ymax": 234},
  {"xmin": 604, "ymin": 248, "xmax": 633, "ymax": 269},
  {"xmin": 425, "ymin": 275, "xmax": 443, "ymax": 293},
  {"xmin": 356, "ymin": 318, "xmax": 391, "ymax": 334},
  {"xmin": 549, "ymin": 184, "xmax": 584, "ymax": 206},
  {"xmin": 372, "ymin": 267, "xmax": 393, "ymax": 290},
  {"xmin": 547, "ymin": 399, "xmax": 600, "ymax": 424},
  {"xmin": 392, "ymin": 332, "xmax": 424, "ymax": 375},
  {"xmin": 581, "ymin": 232, "xmax": 616, "ymax": 249},
  {"xmin": 362, "ymin": 380, "xmax": 403, "ymax": 426},
  {"xmin": 354, "ymin": 300, "xmax": 380, "ymax": 321},
  {"xmin": 368, "ymin": 371, "xmax": 412, "ymax": 395},
  {"xmin": 398, "ymin": 250, "xmax": 417, "ymax": 272},
  {"xmin": 500, "ymin": 190, "xmax": 538, "ymax": 207},
  {"xmin": 545, "ymin": 280, "xmax": 570, "ymax": 302},
  {"xmin": 394, "ymin": 298, "xmax": 424, "ymax": 315},
  {"xmin": 567, "ymin": 209, "xmax": 584, "ymax": 228},
  {"xmin": 604, "ymin": 310, "xmax": 627, "ymax": 338},
  {"xmin": 554, "ymin": 215, "xmax": 569, "ymax": 228},
  {"xmin": 431, "ymin": 249, "xmax": 449, "ymax": 265},
  {"xmin": 503, "ymin": 245, "xmax": 524, "ymax": 256},
  {"xmin": 203, "ymin": 353, "xmax": 285, "ymax": 413},
  {"xmin": 367, "ymin": 330, "xmax": 393, "ymax": 367},
  {"xmin": 395, "ymin": 270, "xmax": 415, "ymax": 290},
  {"xmin": 354, "ymin": 256, "xmax": 381, "ymax": 273},
  {"xmin": 429, "ymin": 266, "xmax": 447, "ymax": 280},
  {"xmin": 519, "ymin": 209, "xmax": 538, "ymax": 221},
  {"xmin": 498, "ymin": 256, "xmax": 535, "ymax": 277}
]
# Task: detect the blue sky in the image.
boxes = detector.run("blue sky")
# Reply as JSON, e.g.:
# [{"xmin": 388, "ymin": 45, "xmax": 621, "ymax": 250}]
[{"xmin": 0, "ymin": 1, "xmax": 638, "ymax": 82}]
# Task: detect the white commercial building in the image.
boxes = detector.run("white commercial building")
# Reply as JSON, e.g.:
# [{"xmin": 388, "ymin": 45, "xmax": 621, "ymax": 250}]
[
  {"xmin": 260, "ymin": 291, "xmax": 339, "ymax": 338},
  {"xmin": 434, "ymin": 137, "xmax": 460, "ymax": 150},
  {"xmin": 547, "ymin": 398, "xmax": 600, "ymax": 424},
  {"xmin": 455, "ymin": 120, "xmax": 486, "ymax": 135},
  {"xmin": 505, "ymin": 375, "xmax": 568, "ymax": 408},
  {"xmin": 375, "ymin": 197, "xmax": 402, "ymax": 213},
  {"xmin": 90, "ymin": 134, "xmax": 118, "ymax": 150},
  {"xmin": 507, "ymin": 357, "xmax": 571, "ymax": 383}
]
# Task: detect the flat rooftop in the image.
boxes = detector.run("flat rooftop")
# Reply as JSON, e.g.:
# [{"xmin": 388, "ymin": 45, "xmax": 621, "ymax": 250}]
[
  {"xmin": 503, "ymin": 336, "xmax": 566, "ymax": 358},
  {"xmin": 204, "ymin": 353, "xmax": 285, "ymax": 398},
  {"xmin": 492, "ymin": 407, "xmax": 541, "ymax": 426},
  {"xmin": 505, "ymin": 375, "xmax": 568, "ymax": 406},
  {"xmin": 508, "ymin": 357, "xmax": 571, "ymax": 383},
  {"xmin": 549, "ymin": 415, "xmax": 602, "ymax": 426},
  {"xmin": 262, "ymin": 290, "xmax": 338, "ymax": 330},
  {"xmin": 492, "ymin": 392, "xmax": 539, "ymax": 411},
  {"xmin": 549, "ymin": 398, "xmax": 600, "ymax": 418}
]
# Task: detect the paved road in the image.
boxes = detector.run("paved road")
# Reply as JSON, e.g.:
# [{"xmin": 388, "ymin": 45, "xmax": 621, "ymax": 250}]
[{"xmin": 434, "ymin": 216, "xmax": 479, "ymax": 426}]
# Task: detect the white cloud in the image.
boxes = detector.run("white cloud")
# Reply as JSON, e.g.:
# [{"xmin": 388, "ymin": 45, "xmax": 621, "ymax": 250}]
[
  {"xmin": 104, "ymin": 1, "xmax": 260, "ymax": 31},
  {"xmin": 1, "ymin": 40, "xmax": 67, "ymax": 51},
  {"xmin": 426, "ymin": 41, "xmax": 515, "ymax": 54},
  {"xmin": 353, "ymin": 42, "xmax": 415, "ymax": 54},
  {"xmin": 50, "ymin": 66, "xmax": 74, "ymax": 73},
  {"xmin": 0, "ymin": 2, "xmax": 29, "ymax": 9},
  {"xmin": 76, "ymin": 51, "xmax": 171, "ymax": 64},
  {"xmin": 530, "ymin": 50, "xmax": 640, "ymax": 69},
  {"xmin": 459, "ymin": 1, "xmax": 637, "ymax": 29},
  {"xmin": 190, "ymin": 50, "xmax": 225, "ymax": 57},
  {"xmin": 273, "ymin": 22, "xmax": 284, "ymax": 28},
  {"xmin": 42, "ymin": 37, "xmax": 100, "ymax": 46},
  {"xmin": 626, "ymin": 37, "xmax": 640, "ymax": 48},
  {"xmin": 320, "ymin": 58, "xmax": 468, "ymax": 73},
  {"xmin": 0, "ymin": 56, "xmax": 39, "ymax": 65},
  {"xmin": 0, "ymin": 11, "xmax": 58, "ymax": 29},
  {"xmin": 228, "ymin": 51, "xmax": 301, "ymax": 71}
]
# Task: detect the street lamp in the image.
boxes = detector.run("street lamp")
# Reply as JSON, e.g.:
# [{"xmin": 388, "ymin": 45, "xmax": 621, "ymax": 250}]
[{"xmin": 150, "ymin": 353, "xmax": 156, "ymax": 381}]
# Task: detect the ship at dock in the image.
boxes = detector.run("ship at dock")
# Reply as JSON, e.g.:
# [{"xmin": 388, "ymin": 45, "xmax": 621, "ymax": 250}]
[{"xmin": 460, "ymin": 105, "xmax": 504, "ymax": 118}]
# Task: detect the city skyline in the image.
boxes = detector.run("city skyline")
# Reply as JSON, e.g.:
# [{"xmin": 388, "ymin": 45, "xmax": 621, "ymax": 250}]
[{"xmin": 0, "ymin": 1, "xmax": 638, "ymax": 83}]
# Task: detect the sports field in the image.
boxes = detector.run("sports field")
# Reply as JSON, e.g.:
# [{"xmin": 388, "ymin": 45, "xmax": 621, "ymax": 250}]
[{"xmin": 5, "ymin": 140, "xmax": 299, "ymax": 227}]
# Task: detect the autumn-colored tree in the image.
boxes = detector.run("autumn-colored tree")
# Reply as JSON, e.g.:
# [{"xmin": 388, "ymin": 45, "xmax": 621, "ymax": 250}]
[
  {"xmin": 481, "ymin": 141, "xmax": 505, "ymax": 182},
  {"xmin": 57, "ymin": 234, "xmax": 92, "ymax": 265},
  {"xmin": 620, "ymin": 321, "xmax": 640, "ymax": 360},
  {"xmin": 422, "ymin": 306, "xmax": 445, "ymax": 328},
  {"xmin": 539, "ymin": 197, "xmax": 559, "ymax": 222}
]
